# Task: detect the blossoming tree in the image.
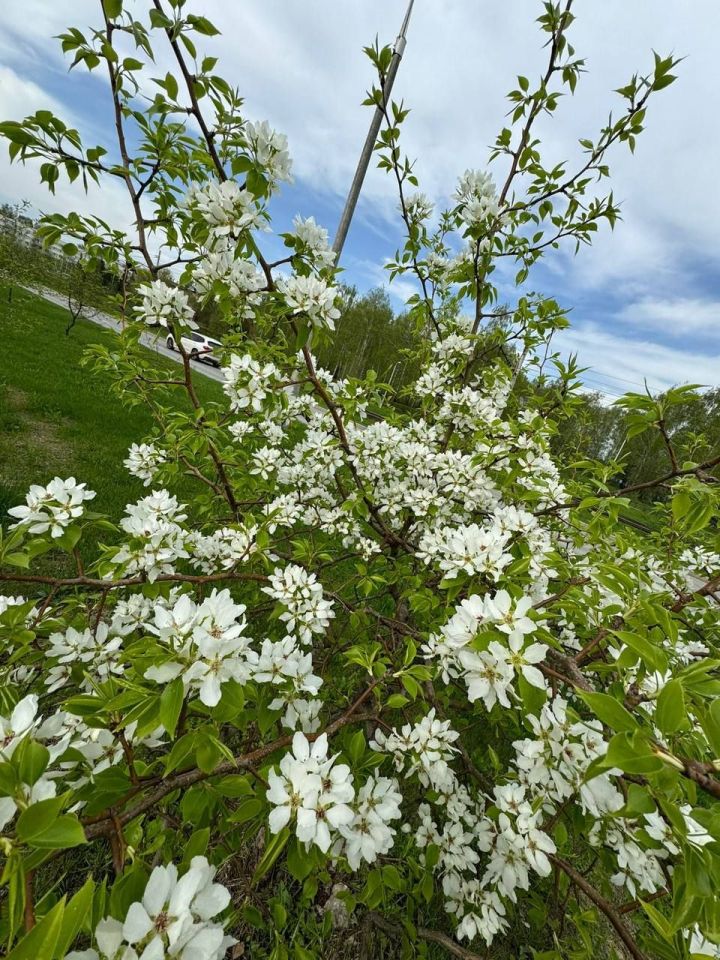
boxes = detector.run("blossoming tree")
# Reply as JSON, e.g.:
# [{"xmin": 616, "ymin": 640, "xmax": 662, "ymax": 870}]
[{"xmin": 1, "ymin": 2, "xmax": 719, "ymax": 958}]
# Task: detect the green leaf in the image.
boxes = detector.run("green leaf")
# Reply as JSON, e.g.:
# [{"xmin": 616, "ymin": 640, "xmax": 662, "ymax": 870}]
[
  {"xmin": 640, "ymin": 898, "xmax": 673, "ymax": 938},
  {"xmin": 16, "ymin": 797, "xmax": 65, "ymax": 842},
  {"xmin": 420, "ymin": 869, "xmax": 433, "ymax": 903},
  {"xmin": 14, "ymin": 738, "xmax": 50, "ymax": 787},
  {"xmin": 28, "ymin": 815, "xmax": 86, "ymax": 850},
  {"xmin": 252, "ymin": 827, "xmax": 290, "ymax": 885},
  {"xmin": 148, "ymin": 8, "xmax": 172, "ymax": 29},
  {"xmin": 159, "ymin": 677, "xmax": 184, "ymax": 737},
  {"xmin": 271, "ymin": 900, "xmax": 287, "ymax": 929},
  {"xmin": 215, "ymin": 775, "xmax": 253, "ymax": 798},
  {"xmin": 0, "ymin": 761, "xmax": 18, "ymax": 796},
  {"xmin": 617, "ymin": 783, "xmax": 656, "ymax": 817},
  {"xmin": 655, "ymin": 679, "xmax": 689, "ymax": 736},
  {"xmin": 294, "ymin": 946, "xmax": 317, "ymax": 960},
  {"xmin": 671, "ymin": 490, "xmax": 691, "ymax": 521},
  {"xmin": 187, "ymin": 14, "xmax": 220, "ymax": 36},
  {"xmin": 55, "ymin": 877, "xmax": 94, "ymax": 957},
  {"xmin": 228, "ymin": 796, "xmax": 262, "ymax": 824},
  {"xmin": 382, "ymin": 864, "xmax": 403, "ymax": 891},
  {"xmin": 578, "ymin": 690, "xmax": 639, "ymax": 733},
  {"xmin": 613, "ymin": 629, "xmax": 667, "ymax": 673},
  {"xmin": 346, "ymin": 729, "xmax": 366, "ymax": 765},
  {"xmin": 165, "ymin": 71, "xmax": 179, "ymax": 101},
  {"xmin": 603, "ymin": 733, "xmax": 664, "ymax": 775},
  {"xmin": 102, "ymin": 0, "xmax": 123, "ymax": 18},
  {"xmin": 195, "ymin": 736, "xmax": 222, "ymax": 774},
  {"xmin": 6, "ymin": 898, "xmax": 65, "ymax": 960},
  {"xmin": 700, "ymin": 700, "xmax": 720, "ymax": 756},
  {"xmin": 653, "ymin": 73, "xmax": 676, "ymax": 90},
  {"xmin": 164, "ymin": 732, "xmax": 196, "ymax": 775},
  {"xmin": 287, "ymin": 835, "xmax": 314, "ymax": 881},
  {"xmin": 385, "ymin": 694, "xmax": 409, "ymax": 709}
]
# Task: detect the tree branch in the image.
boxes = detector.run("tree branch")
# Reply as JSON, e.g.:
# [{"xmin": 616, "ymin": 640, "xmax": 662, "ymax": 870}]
[
  {"xmin": 367, "ymin": 911, "xmax": 485, "ymax": 960},
  {"xmin": 550, "ymin": 855, "xmax": 648, "ymax": 960}
]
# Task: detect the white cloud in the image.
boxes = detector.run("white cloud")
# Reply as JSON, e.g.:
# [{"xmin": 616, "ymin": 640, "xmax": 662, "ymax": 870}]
[
  {"xmin": 0, "ymin": 65, "xmax": 131, "ymax": 230},
  {"xmin": 555, "ymin": 322, "xmax": 719, "ymax": 394},
  {"xmin": 616, "ymin": 296, "xmax": 720, "ymax": 339}
]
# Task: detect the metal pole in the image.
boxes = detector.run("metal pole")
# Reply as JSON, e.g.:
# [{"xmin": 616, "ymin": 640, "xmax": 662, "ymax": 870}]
[{"xmin": 331, "ymin": 0, "xmax": 415, "ymax": 261}]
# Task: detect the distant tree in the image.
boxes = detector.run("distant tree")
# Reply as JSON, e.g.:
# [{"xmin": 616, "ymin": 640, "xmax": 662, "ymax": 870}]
[
  {"xmin": 0, "ymin": 200, "xmax": 33, "ymax": 305},
  {"xmin": 317, "ymin": 286, "xmax": 421, "ymax": 388},
  {"xmin": 63, "ymin": 256, "xmax": 112, "ymax": 334}
]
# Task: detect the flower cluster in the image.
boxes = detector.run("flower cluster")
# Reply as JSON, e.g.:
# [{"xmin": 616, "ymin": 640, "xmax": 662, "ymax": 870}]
[
  {"xmin": 189, "ymin": 524, "xmax": 257, "ymax": 573},
  {"xmin": 67, "ymin": 857, "xmax": 234, "ymax": 960},
  {"xmin": 267, "ymin": 732, "xmax": 402, "ymax": 866},
  {"xmin": 267, "ymin": 732, "xmax": 354, "ymax": 852},
  {"xmin": 45, "ymin": 622, "xmax": 124, "ymax": 692},
  {"xmin": 223, "ymin": 352, "xmax": 280, "ymax": 413},
  {"xmin": 186, "ymin": 179, "xmax": 263, "ymax": 242},
  {"xmin": 110, "ymin": 490, "xmax": 189, "ymax": 581},
  {"xmin": 8, "ymin": 476, "xmax": 96, "ymax": 538},
  {"xmin": 263, "ymin": 564, "xmax": 335, "ymax": 643},
  {"xmin": 279, "ymin": 274, "xmax": 341, "ymax": 330},
  {"xmin": 454, "ymin": 168, "xmax": 502, "ymax": 229},
  {"xmin": 135, "ymin": 280, "xmax": 196, "ymax": 329},
  {"xmin": 124, "ymin": 442, "xmax": 167, "ymax": 486},
  {"xmin": 145, "ymin": 589, "xmax": 255, "ymax": 707},
  {"xmin": 417, "ymin": 522, "xmax": 513, "ymax": 581},
  {"xmin": 371, "ymin": 709, "xmax": 459, "ymax": 792},
  {"xmin": 243, "ymin": 119, "xmax": 293, "ymax": 187},
  {"xmin": 424, "ymin": 590, "xmax": 548, "ymax": 709},
  {"xmin": 291, "ymin": 215, "xmax": 335, "ymax": 269}
]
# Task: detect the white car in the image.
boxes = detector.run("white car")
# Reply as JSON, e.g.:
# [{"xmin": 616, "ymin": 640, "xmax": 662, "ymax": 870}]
[{"xmin": 166, "ymin": 331, "xmax": 222, "ymax": 367}]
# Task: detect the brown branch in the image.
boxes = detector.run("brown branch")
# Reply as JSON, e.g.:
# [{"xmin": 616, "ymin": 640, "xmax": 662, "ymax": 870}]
[
  {"xmin": 618, "ymin": 888, "xmax": 669, "ymax": 915},
  {"xmin": 23, "ymin": 870, "xmax": 35, "ymax": 931},
  {"xmin": 0, "ymin": 570, "xmax": 268, "ymax": 589},
  {"xmin": 671, "ymin": 574, "xmax": 720, "ymax": 612},
  {"xmin": 533, "ymin": 576, "xmax": 591, "ymax": 609},
  {"xmin": 299, "ymin": 341, "xmax": 410, "ymax": 552},
  {"xmin": 550, "ymin": 856, "xmax": 648, "ymax": 960},
  {"xmin": 100, "ymin": 7, "xmax": 155, "ymax": 275},
  {"xmin": 169, "ymin": 325, "xmax": 241, "ymax": 517},
  {"xmin": 152, "ymin": 0, "xmax": 226, "ymax": 181},
  {"xmin": 367, "ymin": 911, "xmax": 485, "ymax": 960},
  {"xmin": 675, "ymin": 756, "xmax": 720, "ymax": 800},
  {"xmin": 84, "ymin": 684, "xmax": 381, "ymax": 840},
  {"xmin": 657, "ymin": 418, "xmax": 679, "ymax": 472},
  {"xmin": 497, "ymin": 0, "xmax": 575, "ymax": 207},
  {"xmin": 574, "ymin": 626, "xmax": 611, "ymax": 665},
  {"xmin": 539, "ymin": 452, "xmax": 720, "ymax": 516}
]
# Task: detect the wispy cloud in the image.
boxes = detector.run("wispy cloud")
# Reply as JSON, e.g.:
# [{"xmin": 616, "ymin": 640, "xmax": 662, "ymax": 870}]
[
  {"xmin": 615, "ymin": 296, "xmax": 720, "ymax": 339},
  {"xmin": 555, "ymin": 322, "xmax": 720, "ymax": 395}
]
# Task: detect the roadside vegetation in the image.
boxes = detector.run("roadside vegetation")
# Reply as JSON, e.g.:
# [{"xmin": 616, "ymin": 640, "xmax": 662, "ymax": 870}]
[{"xmin": 0, "ymin": 285, "xmax": 223, "ymax": 574}]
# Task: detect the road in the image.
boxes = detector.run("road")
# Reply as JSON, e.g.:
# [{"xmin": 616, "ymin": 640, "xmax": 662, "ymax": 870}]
[{"xmin": 30, "ymin": 285, "xmax": 225, "ymax": 384}]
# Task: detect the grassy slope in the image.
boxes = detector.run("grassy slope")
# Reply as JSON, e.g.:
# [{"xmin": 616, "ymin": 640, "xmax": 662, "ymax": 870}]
[{"xmin": 0, "ymin": 286, "xmax": 224, "ymax": 576}]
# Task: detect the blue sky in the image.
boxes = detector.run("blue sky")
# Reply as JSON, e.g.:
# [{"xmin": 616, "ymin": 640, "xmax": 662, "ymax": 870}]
[{"xmin": 1, "ymin": 0, "xmax": 719, "ymax": 396}]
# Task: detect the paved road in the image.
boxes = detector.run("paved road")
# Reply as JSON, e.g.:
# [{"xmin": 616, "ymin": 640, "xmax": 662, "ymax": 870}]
[{"xmin": 30, "ymin": 285, "xmax": 225, "ymax": 384}]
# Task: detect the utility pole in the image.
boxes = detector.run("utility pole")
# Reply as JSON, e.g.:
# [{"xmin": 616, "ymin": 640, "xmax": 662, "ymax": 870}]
[{"xmin": 331, "ymin": 0, "xmax": 415, "ymax": 262}]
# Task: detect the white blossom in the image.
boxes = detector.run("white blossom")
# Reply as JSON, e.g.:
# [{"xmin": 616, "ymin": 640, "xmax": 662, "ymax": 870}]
[
  {"xmin": 67, "ymin": 857, "xmax": 234, "ymax": 960},
  {"xmin": 8, "ymin": 477, "xmax": 95, "ymax": 538},
  {"xmin": 124, "ymin": 443, "xmax": 166, "ymax": 486},
  {"xmin": 135, "ymin": 280, "xmax": 195, "ymax": 329},
  {"xmin": 279, "ymin": 274, "xmax": 341, "ymax": 330}
]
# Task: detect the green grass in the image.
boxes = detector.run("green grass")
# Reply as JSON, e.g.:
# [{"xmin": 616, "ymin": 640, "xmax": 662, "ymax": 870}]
[{"xmin": 0, "ymin": 285, "xmax": 224, "ymax": 578}]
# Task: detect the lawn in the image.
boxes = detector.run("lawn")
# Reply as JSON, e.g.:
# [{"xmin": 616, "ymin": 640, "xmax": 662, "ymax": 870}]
[{"xmin": 0, "ymin": 285, "xmax": 224, "ymax": 578}]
